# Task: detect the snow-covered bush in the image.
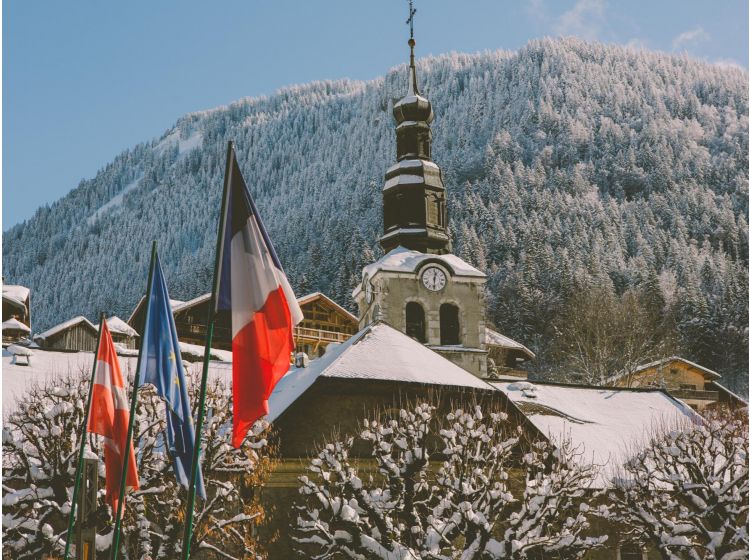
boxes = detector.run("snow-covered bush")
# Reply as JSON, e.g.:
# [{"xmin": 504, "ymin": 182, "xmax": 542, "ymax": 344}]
[
  {"xmin": 2, "ymin": 368, "xmax": 275, "ymax": 559},
  {"xmin": 607, "ymin": 408, "xmax": 748, "ymax": 559},
  {"xmin": 294, "ymin": 401, "xmax": 607, "ymax": 559}
]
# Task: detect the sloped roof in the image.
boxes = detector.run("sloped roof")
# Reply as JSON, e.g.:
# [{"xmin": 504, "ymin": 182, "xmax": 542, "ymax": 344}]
[
  {"xmin": 484, "ymin": 327, "xmax": 535, "ymax": 359},
  {"xmin": 172, "ymin": 293, "xmax": 210, "ymax": 314},
  {"xmin": 359, "ymin": 247, "xmax": 485, "ymax": 285},
  {"xmin": 127, "ymin": 295, "xmax": 185, "ymax": 324},
  {"xmin": 268, "ymin": 321, "xmax": 495, "ymax": 423},
  {"xmin": 106, "ymin": 316, "xmax": 139, "ymax": 337},
  {"xmin": 493, "ymin": 380, "xmax": 698, "ymax": 486},
  {"xmin": 607, "ymin": 356, "xmax": 722, "ymax": 384},
  {"xmin": 2, "ymin": 285, "xmax": 30, "ymax": 305},
  {"xmin": 296, "ymin": 292, "xmax": 358, "ymax": 324},
  {"xmin": 2, "ymin": 318, "xmax": 31, "ymax": 333},
  {"xmin": 34, "ymin": 316, "xmax": 96, "ymax": 341}
]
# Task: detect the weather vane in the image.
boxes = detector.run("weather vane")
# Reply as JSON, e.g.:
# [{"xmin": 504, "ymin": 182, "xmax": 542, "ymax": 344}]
[{"xmin": 406, "ymin": 0, "xmax": 416, "ymax": 41}]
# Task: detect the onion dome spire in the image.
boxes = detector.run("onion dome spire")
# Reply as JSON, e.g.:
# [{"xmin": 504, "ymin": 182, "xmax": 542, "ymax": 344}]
[{"xmin": 379, "ymin": 1, "xmax": 450, "ymax": 255}]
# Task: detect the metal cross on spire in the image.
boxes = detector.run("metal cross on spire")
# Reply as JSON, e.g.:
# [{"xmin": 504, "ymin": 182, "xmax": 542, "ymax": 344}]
[{"xmin": 406, "ymin": 0, "xmax": 416, "ymax": 40}]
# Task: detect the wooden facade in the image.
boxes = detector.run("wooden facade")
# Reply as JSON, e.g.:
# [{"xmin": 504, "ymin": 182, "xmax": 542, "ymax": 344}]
[
  {"xmin": 610, "ymin": 356, "xmax": 747, "ymax": 412},
  {"xmin": 2, "ymin": 285, "xmax": 31, "ymax": 342},
  {"xmin": 294, "ymin": 292, "xmax": 358, "ymax": 357},
  {"xmin": 34, "ymin": 317, "xmax": 98, "ymax": 352},
  {"xmin": 127, "ymin": 291, "xmax": 358, "ymax": 357}
]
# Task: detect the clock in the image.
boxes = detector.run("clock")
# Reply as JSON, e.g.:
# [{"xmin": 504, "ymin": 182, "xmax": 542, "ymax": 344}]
[{"xmin": 421, "ymin": 266, "xmax": 447, "ymax": 291}]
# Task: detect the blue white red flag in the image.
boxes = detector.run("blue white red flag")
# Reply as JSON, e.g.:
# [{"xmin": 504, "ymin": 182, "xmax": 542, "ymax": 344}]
[{"xmin": 216, "ymin": 144, "xmax": 303, "ymax": 448}]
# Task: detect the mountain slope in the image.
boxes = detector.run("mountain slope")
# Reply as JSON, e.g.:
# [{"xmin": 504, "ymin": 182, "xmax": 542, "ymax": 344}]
[{"xmin": 4, "ymin": 38, "xmax": 748, "ymax": 391}]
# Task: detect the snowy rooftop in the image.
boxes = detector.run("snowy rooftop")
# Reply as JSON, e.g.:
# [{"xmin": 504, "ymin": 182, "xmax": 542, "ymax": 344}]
[
  {"xmin": 296, "ymin": 292, "xmax": 358, "ymax": 323},
  {"xmin": 484, "ymin": 328, "xmax": 535, "ymax": 359},
  {"xmin": 493, "ymin": 381, "xmax": 698, "ymax": 486},
  {"xmin": 34, "ymin": 316, "xmax": 96, "ymax": 341},
  {"xmin": 2, "ymin": 318, "xmax": 31, "ymax": 333},
  {"xmin": 607, "ymin": 355, "xmax": 722, "ymax": 384},
  {"xmin": 106, "ymin": 316, "xmax": 138, "ymax": 337},
  {"xmin": 2, "ymin": 285, "xmax": 30, "ymax": 308},
  {"xmin": 360, "ymin": 247, "xmax": 485, "ymax": 286},
  {"xmin": 268, "ymin": 321, "xmax": 495, "ymax": 423}
]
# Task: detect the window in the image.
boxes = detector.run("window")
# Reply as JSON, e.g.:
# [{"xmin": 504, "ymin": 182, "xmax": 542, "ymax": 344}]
[
  {"xmin": 680, "ymin": 384, "xmax": 697, "ymax": 391},
  {"xmin": 620, "ymin": 542, "xmax": 643, "ymax": 560},
  {"xmin": 405, "ymin": 302, "xmax": 425, "ymax": 343},
  {"xmin": 440, "ymin": 303, "xmax": 460, "ymax": 345}
]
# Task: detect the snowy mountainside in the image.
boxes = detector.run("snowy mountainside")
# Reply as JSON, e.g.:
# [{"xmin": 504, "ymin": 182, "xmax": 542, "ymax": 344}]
[{"xmin": 3, "ymin": 38, "xmax": 748, "ymax": 391}]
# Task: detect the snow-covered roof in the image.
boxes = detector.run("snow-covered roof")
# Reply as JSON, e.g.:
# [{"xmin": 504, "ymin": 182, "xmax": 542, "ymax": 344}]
[
  {"xmin": 2, "ymin": 285, "xmax": 30, "ymax": 304},
  {"xmin": 2, "ymin": 318, "xmax": 31, "ymax": 333},
  {"xmin": 106, "ymin": 316, "xmax": 139, "ymax": 337},
  {"xmin": 484, "ymin": 328, "xmax": 535, "ymax": 359},
  {"xmin": 127, "ymin": 295, "xmax": 185, "ymax": 323},
  {"xmin": 268, "ymin": 321, "xmax": 495, "ymax": 423},
  {"xmin": 296, "ymin": 292, "xmax": 358, "ymax": 323},
  {"xmin": 172, "ymin": 293, "xmax": 211, "ymax": 314},
  {"xmin": 493, "ymin": 380, "xmax": 698, "ymax": 486},
  {"xmin": 359, "ymin": 247, "xmax": 485, "ymax": 288},
  {"xmin": 179, "ymin": 341, "xmax": 232, "ymax": 363},
  {"xmin": 34, "ymin": 316, "xmax": 96, "ymax": 341},
  {"xmin": 6, "ymin": 345, "xmax": 33, "ymax": 357},
  {"xmin": 607, "ymin": 356, "xmax": 722, "ymax": 384},
  {"xmin": 710, "ymin": 381, "xmax": 748, "ymax": 406}
]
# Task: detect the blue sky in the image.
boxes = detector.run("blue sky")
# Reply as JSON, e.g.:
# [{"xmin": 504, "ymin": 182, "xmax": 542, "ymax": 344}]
[{"xmin": 3, "ymin": 0, "xmax": 747, "ymax": 228}]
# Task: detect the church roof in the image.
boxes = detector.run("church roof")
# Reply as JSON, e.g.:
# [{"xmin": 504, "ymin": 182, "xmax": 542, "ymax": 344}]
[
  {"xmin": 359, "ymin": 247, "xmax": 485, "ymax": 287},
  {"xmin": 268, "ymin": 321, "xmax": 494, "ymax": 423},
  {"xmin": 493, "ymin": 380, "xmax": 698, "ymax": 487}
]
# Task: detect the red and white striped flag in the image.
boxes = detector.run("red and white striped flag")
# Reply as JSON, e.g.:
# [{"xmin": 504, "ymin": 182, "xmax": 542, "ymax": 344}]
[
  {"xmin": 216, "ymin": 144, "xmax": 304, "ymax": 447},
  {"xmin": 87, "ymin": 320, "xmax": 139, "ymax": 512}
]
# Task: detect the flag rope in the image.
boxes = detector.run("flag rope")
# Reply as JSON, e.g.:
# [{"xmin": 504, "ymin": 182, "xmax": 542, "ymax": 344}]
[
  {"xmin": 111, "ymin": 241, "xmax": 157, "ymax": 560},
  {"xmin": 180, "ymin": 140, "xmax": 235, "ymax": 559},
  {"xmin": 63, "ymin": 312, "xmax": 106, "ymax": 560}
]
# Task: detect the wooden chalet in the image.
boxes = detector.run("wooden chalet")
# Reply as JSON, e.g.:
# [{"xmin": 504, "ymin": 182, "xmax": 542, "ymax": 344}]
[
  {"xmin": 2, "ymin": 284, "xmax": 31, "ymax": 343},
  {"xmin": 608, "ymin": 356, "xmax": 747, "ymax": 412},
  {"xmin": 34, "ymin": 316, "xmax": 98, "ymax": 352},
  {"xmin": 106, "ymin": 316, "xmax": 139, "ymax": 349},
  {"xmin": 126, "ymin": 291, "xmax": 358, "ymax": 357},
  {"xmin": 294, "ymin": 292, "xmax": 358, "ymax": 357},
  {"xmin": 484, "ymin": 327, "xmax": 535, "ymax": 379}
]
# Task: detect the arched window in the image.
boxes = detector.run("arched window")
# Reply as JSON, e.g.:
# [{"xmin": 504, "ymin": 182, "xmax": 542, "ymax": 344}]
[
  {"xmin": 440, "ymin": 303, "xmax": 460, "ymax": 345},
  {"xmin": 405, "ymin": 302, "xmax": 426, "ymax": 343}
]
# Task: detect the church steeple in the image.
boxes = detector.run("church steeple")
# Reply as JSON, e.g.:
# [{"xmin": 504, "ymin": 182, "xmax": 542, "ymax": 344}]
[{"xmin": 379, "ymin": 3, "xmax": 450, "ymax": 255}]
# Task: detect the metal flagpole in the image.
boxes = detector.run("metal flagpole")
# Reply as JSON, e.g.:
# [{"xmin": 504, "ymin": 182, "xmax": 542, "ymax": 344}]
[
  {"xmin": 181, "ymin": 140, "xmax": 234, "ymax": 560},
  {"xmin": 63, "ymin": 312, "xmax": 106, "ymax": 560},
  {"xmin": 111, "ymin": 241, "xmax": 157, "ymax": 560}
]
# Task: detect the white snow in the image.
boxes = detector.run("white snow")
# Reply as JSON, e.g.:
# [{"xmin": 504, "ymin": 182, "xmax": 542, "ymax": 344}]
[
  {"xmin": 494, "ymin": 381, "xmax": 699, "ymax": 486},
  {"xmin": 87, "ymin": 175, "xmax": 143, "ymax": 225},
  {"xmin": 155, "ymin": 128, "xmax": 203, "ymax": 156},
  {"xmin": 385, "ymin": 159, "xmax": 439, "ymax": 174},
  {"xmin": 178, "ymin": 130, "xmax": 203, "ymax": 154},
  {"xmin": 383, "ymin": 174, "xmax": 426, "ymax": 191},
  {"xmin": 360, "ymin": 246, "xmax": 486, "ymax": 282},
  {"xmin": 607, "ymin": 355, "xmax": 722, "ymax": 385},
  {"xmin": 2, "ymin": 285, "xmax": 30, "ymax": 306},
  {"xmin": 6, "ymin": 345, "xmax": 32, "ymax": 357},
  {"xmin": 2, "ymin": 318, "xmax": 31, "ymax": 333},
  {"xmin": 34, "ymin": 316, "xmax": 96, "ymax": 342},
  {"xmin": 106, "ymin": 316, "xmax": 138, "ymax": 337},
  {"xmin": 484, "ymin": 328, "xmax": 535, "ymax": 359},
  {"xmin": 267, "ymin": 321, "xmax": 494, "ymax": 423},
  {"xmin": 172, "ymin": 293, "xmax": 211, "ymax": 313},
  {"xmin": 178, "ymin": 341, "xmax": 232, "ymax": 363},
  {"xmin": 394, "ymin": 94, "xmax": 429, "ymax": 108}
]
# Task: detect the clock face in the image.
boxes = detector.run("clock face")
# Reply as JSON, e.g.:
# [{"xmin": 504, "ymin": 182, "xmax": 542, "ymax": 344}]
[{"xmin": 422, "ymin": 266, "xmax": 447, "ymax": 291}]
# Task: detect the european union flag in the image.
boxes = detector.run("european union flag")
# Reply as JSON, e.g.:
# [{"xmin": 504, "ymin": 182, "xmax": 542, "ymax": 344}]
[{"xmin": 139, "ymin": 254, "xmax": 206, "ymax": 499}]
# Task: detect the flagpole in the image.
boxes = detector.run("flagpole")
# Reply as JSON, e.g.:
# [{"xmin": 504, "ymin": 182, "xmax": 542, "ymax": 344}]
[
  {"xmin": 63, "ymin": 312, "xmax": 106, "ymax": 560},
  {"xmin": 111, "ymin": 241, "xmax": 157, "ymax": 560},
  {"xmin": 181, "ymin": 140, "xmax": 234, "ymax": 560}
]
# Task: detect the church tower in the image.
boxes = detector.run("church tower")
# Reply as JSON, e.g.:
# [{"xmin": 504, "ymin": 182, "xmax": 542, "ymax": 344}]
[
  {"xmin": 354, "ymin": 11, "xmax": 489, "ymax": 378},
  {"xmin": 380, "ymin": 35, "xmax": 451, "ymax": 255}
]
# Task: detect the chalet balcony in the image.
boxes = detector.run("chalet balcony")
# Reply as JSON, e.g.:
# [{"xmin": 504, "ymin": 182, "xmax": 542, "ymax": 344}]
[
  {"xmin": 294, "ymin": 326, "xmax": 351, "ymax": 344},
  {"xmin": 670, "ymin": 388, "xmax": 719, "ymax": 401}
]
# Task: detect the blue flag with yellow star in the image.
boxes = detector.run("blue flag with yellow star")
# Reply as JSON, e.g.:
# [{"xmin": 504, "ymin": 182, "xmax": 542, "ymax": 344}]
[{"xmin": 139, "ymin": 253, "xmax": 206, "ymax": 499}]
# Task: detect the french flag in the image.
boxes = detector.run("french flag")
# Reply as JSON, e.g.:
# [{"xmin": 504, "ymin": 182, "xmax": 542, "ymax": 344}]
[{"xmin": 216, "ymin": 143, "xmax": 303, "ymax": 448}]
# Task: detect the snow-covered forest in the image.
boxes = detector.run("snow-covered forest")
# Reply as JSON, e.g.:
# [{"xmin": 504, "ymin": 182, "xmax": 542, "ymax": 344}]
[{"xmin": 3, "ymin": 38, "xmax": 747, "ymax": 393}]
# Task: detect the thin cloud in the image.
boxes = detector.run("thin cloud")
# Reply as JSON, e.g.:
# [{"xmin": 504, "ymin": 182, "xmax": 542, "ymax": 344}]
[
  {"xmin": 672, "ymin": 27, "xmax": 710, "ymax": 51},
  {"xmin": 553, "ymin": 0, "xmax": 606, "ymax": 40}
]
